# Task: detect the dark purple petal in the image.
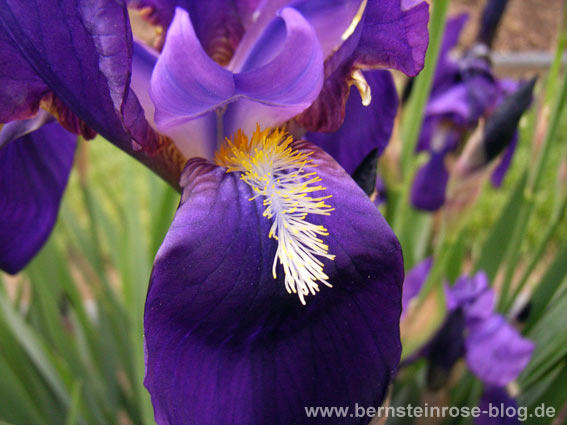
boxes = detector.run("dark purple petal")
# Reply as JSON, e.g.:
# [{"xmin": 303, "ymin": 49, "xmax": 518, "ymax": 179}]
[
  {"xmin": 491, "ymin": 132, "xmax": 518, "ymax": 188},
  {"xmin": 152, "ymin": 7, "xmax": 323, "ymax": 136},
  {"xmin": 411, "ymin": 152, "xmax": 449, "ymax": 212},
  {"xmin": 424, "ymin": 309, "xmax": 467, "ymax": 391},
  {"xmin": 401, "ymin": 257, "xmax": 433, "ymax": 317},
  {"xmin": 296, "ymin": 0, "xmax": 429, "ymax": 133},
  {"xmin": 0, "ymin": 26, "xmax": 48, "ymax": 122},
  {"xmin": 292, "ymin": 24, "xmax": 363, "ymax": 132},
  {"xmin": 466, "ymin": 315, "xmax": 534, "ymax": 386},
  {"xmin": 354, "ymin": 0, "xmax": 430, "ymax": 76},
  {"xmin": 374, "ymin": 174, "xmax": 387, "ymax": 206},
  {"xmin": 306, "ymin": 70, "xmax": 398, "ymax": 174},
  {"xmin": 475, "ymin": 386, "xmax": 522, "ymax": 425},
  {"xmin": 144, "ymin": 141, "xmax": 403, "ymax": 425},
  {"xmin": 0, "ymin": 121, "xmax": 76, "ymax": 274},
  {"xmin": 477, "ymin": 0, "xmax": 510, "ymax": 48},
  {"xmin": 0, "ymin": 0, "xmax": 158, "ymax": 152}
]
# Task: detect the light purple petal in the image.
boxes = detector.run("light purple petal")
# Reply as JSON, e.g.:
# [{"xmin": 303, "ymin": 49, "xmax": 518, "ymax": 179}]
[
  {"xmin": 354, "ymin": 0, "xmax": 430, "ymax": 76},
  {"xmin": 150, "ymin": 8, "xmax": 236, "ymax": 128},
  {"xmin": 427, "ymin": 84, "xmax": 473, "ymax": 125},
  {"xmin": 225, "ymin": 7, "xmax": 324, "ymax": 135},
  {"xmin": 131, "ymin": 40, "xmax": 217, "ymax": 159},
  {"xmin": 466, "ymin": 315, "xmax": 534, "ymax": 386},
  {"xmin": 0, "ymin": 110, "xmax": 54, "ymax": 149},
  {"xmin": 446, "ymin": 272, "xmax": 490, "ymax": 309},
  {"xmin": 0, "ymin": 121, "xmax": 76, "ymax": 274},
  {"xmin": 231, "ymin": 0, "xmax": 364, "ymax": 71},
  {"xmin": 152, "ymin": 7, "xmax": 323, "ymax": 137},
  {"xmin": 401, "ymin": 257, "xmax": 433, "ymax": 318},
  {"xmin": 306, "ymin": 70, "xmax": 398, "ymax": 175},
  {"xmin": 144, "ymin": 141, "xmax": 403, "ymax": 425}
]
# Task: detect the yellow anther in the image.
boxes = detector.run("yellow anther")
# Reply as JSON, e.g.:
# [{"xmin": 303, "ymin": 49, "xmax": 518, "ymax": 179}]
[{"xmin": 215, "ymin": 125, "xmax": 335, "ymax": 304}]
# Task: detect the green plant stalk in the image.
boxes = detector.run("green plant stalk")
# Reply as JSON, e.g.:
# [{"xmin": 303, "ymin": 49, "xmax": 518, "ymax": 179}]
[
  {"xmin": 498, "ymin": 71, "xmax": 567, "ymax": 310},
  {"xmin": 503, "ymin": 190, "xmax": 567, "ymax": 312},
  {"xmin": 544, "ymin": 0, "xmax": 567, "ymax": 104},
  {"xmin": 399, "ymin": 0, "xmax": 450, "ymax": 176},
  {"xmin": 391, "ymin": 0, "xmax": 450, "ymax": 236}
]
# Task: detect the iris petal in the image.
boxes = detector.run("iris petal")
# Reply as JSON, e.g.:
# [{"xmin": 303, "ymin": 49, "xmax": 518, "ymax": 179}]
[
  {"xmin": 466, "ymin": 315, "xmax": 534, "ymax": 387},
  {"xmin": 150, "ymin": 8, "xmax": 236, "ymax": 128},
  {"xmin": 354, "ymin": 0, "xmax": 429, "ymax": 76},
  {"xmin": 491, "ymin": 133, "xmax": 518, "ymax": 188},
  {"xmin": 306, "ymin": 70, "xmax": 398, "ymax": 174},
  {"xmin": 151, "ymin": 7, "xmax": 323, "ymax": 137},
  {"xmin": 0, "ymin": 0, "xmax": 157, "ymax": 152},
  {"xmin": 401, "ymin": 257, "xmax": 433, "ymax": 318},
  {"xmin": 411, "ymin": 152, "xmax": 450, "ymax": 212},
  {"xmin": 131, "ymin": 40, "xmax": 217, "ymax": 159},
  {"xmin": 145, "ymin": 141, "xmax": 403, "ymax": 425},
  {"xmin": 476, "ymin": 387, "xmax": 522, "ymax": 425},
  {"xmin": 0, "ymin": 120, "xmax": 76, "ymax": 274},
  {"xmin": 0, "ymin": 26, "xmax": 48, "ymax": 122}
]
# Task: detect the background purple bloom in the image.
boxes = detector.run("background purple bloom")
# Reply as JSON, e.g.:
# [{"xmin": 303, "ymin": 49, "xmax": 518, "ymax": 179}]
[
  {"xmin": 401, "ymin": 265, "xmax": 534, "ymax": 389},
  {"xmin": 409, "ymin": 13, "xmax": 524, "ymax": 212}
]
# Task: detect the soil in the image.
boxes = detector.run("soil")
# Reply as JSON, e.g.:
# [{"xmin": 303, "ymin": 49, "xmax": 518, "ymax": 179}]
[{"xmin": 449, "ymin": 0, "xmax": 564, "ymax": 52}]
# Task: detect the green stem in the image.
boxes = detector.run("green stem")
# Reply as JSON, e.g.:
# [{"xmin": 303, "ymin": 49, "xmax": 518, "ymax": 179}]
[
  {"xmin": 399, "ymin": 0, "xmax": 450, "ymax": 176},
  {"xmin": 504, "ymin": 195, "xmax": 567, "ymax": 312},
  {"xmin": 498, "ymin": 71, "xmax": 567, "ymax": 310},
  {"xmin": 392, "ymin": 0, "xmax": 450, "ymax": 239}
]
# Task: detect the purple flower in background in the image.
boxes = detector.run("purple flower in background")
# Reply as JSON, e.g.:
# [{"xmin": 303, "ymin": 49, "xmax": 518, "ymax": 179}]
[
  {"xmin": 1, "ymin": 1, "xmax": 430, "ymax": 424},
  {"xmin": 410, "ymin": 11, "xmax": 529, "ymax": 212},
  {"xmin": 401, "ymin": 264, "xmax": 534, "ymax": 391}
]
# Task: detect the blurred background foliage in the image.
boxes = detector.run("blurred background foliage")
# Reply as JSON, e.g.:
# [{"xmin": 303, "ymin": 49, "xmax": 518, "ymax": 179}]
[{"xmin": 0, "ymin": 0, "xmax": 566, "ymax": 424}]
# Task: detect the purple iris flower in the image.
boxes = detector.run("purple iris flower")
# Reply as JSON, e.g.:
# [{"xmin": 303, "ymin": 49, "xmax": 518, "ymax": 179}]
[
  {"xmin": 410, "ymin": 13, "xmax": 521, "ymax": 212},
  {"xmin": 402, "ymin": 262, "xmax": 534, "ymax": 390},
  {"xmin": 402, "ymin": 262, "xmax": 533, "ymax": 423},
  {"xmin": 1, "ymin": 1, "xmax": 431, "ymax": 424}
]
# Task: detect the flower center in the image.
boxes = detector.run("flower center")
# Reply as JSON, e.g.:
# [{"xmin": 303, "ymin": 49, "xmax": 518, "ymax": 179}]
[{"xmin": 215, "ymin": 125, "xmax": 335, "ymax": 304}]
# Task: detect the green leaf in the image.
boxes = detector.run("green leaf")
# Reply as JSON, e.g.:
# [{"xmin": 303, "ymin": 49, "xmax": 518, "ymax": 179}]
[
  {"xmin": 473, "ymin": 172, "xmax": 528, "ymax": 280},
  {"xmin": 524, "ymin": 243, "xmax": 567, "ymax": 330},
  {"xmin": 520, "ymin": 291, "xmax": 567, "ymax": 389},
  {"xmin": 0, "ymin": 291, "xmax": 69, "ymax": 407}
]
